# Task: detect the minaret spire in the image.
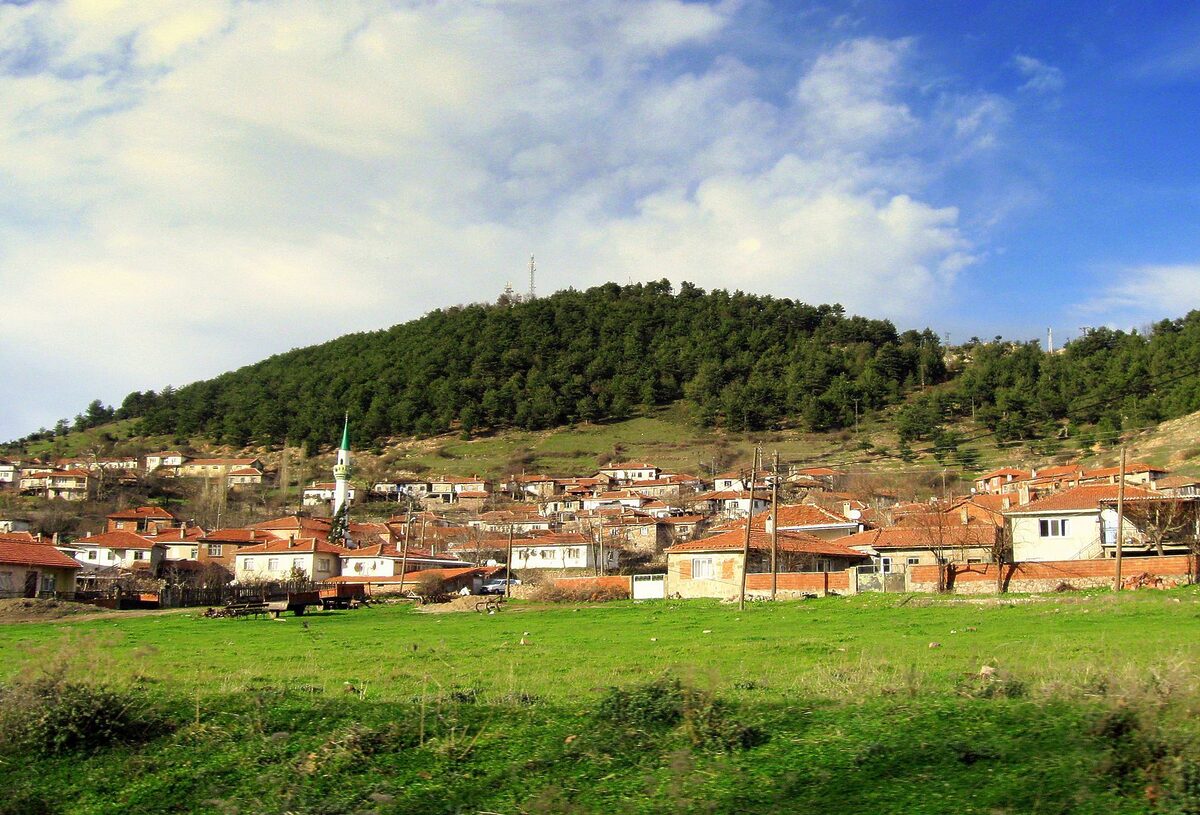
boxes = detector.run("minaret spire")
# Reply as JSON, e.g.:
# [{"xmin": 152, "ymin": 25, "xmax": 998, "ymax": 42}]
[{"xmin": 332, "ymin": 413, "xmax": 352, "ymax": 519}]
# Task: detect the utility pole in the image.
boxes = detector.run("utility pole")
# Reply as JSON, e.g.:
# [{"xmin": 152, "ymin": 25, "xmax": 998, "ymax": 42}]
[
  {"xmin": 1114, "ymin": 446, "xmax": 1127, "ymax": 591},
  {"xmin": 770, "ymin": 450, "xmax": 780, "ymax": 601},
  {"xmin": 738, "ymin": 447, "xmax": 760, "ymax": 611},
  {"xmin": 506, "ymin": 523, "xmax": 514, "ymax": 598},
  {"xmin": 398, "ymin": 525, "xmax": 411, "ymax": 595},
  {"xmin": 597, "ymin": 514, "xmax": 605, "ymax": 577},
  {"xmin": 852, "ymin": 398, "xmax": 859, "ymax": 435}
]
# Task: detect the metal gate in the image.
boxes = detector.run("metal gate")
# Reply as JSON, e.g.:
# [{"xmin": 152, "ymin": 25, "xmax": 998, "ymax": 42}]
[
  {"xmin": 632, "ymin": 573, "xmax": 667, "ymax": 600},
  {"xmin": 855, "ymin": 565, "xmax": 905, "ymax": 593}
]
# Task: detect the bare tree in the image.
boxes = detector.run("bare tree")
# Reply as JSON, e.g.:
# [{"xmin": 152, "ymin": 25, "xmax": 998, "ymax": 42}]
[{"xmin": 1120, "ymin": 497, "xmax": 1198, "ymax": 556}]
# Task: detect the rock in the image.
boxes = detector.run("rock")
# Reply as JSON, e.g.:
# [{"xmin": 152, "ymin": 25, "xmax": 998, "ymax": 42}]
[
  {"xmin": 650, "ymin": 637, "xmax": 657, "ymax": 642},
  {"xmin": 702, "ymin": 629, "xmax": 713, "ymax": 634},
  {"xmin": 519, "ymin": 637, "xmax": 529, "ymax": 645},
  {"xmin": 978, "ymin": 665, "xmax": 997, "ymax": 678},
  {"xmin": 928, "ymin": 642, "xmax": 941, "ymax": 649}
]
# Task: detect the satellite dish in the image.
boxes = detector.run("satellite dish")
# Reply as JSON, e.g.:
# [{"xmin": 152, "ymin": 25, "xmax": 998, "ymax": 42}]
[
  {"xmin": 847, "ymin": 509, "xmax": 862, "ymax": 520},
  {"xmin": 1100, "ymin": 508, "xmax": 1118, "ymax": 525}
]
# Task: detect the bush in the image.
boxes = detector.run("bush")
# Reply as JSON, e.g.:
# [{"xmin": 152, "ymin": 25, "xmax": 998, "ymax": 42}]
[
  {"xmin": 596, "ymin": 678, "xmax": 684, "ymax": 729},
  {"xmin": 530, "ymin": 582, "xmax": 630, "ymax": 603},
  {"xmin": 0, "ymin": 673, "xmax": 171, "ymax": 756},
  {"xmin": 681, "ymin": 688, "xmax": 766, "ymax": 752}
]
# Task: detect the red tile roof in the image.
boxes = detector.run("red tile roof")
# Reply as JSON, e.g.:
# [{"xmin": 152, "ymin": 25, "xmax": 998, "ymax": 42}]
[
  {"xmin": 235, "ymin": 537, "xmax": 349, "ymax": 556},
  {"xmin": 838, "ymin": 524, "xmax": 998, "ymax": 551},
  {"xmin": 73, "ymin": 530, "xmax": 159, "ymax": 550},
  {"xmin": 665, "ymin": 528, "xmax": 866, "ymax": 558},
  {"xmin": 107, "ymin": 506, "xmax": 179, "ymax": 521},
  {"xmin": 0, "ymin": 539, "xmax": 81, "ymax": 569},
  {"xmin": 1082, "ymin": 463, "xmax": 1166, "ymax": 479},
  {"xmin": 198, "ymin": 528, "xmax": 275, "ymax": 545},
  {"xmin": 1004, "ymin": 484, "xmax": 1159, "ymax": 514}
]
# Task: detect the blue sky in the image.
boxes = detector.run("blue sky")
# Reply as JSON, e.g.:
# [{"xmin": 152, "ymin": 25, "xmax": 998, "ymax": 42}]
[{"xmin": 2, "ymin": 0, "xmax": 1199, "ymax": 440}]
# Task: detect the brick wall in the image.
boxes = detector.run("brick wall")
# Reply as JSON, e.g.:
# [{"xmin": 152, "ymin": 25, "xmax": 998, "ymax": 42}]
[
  {"xmin": 553, "ymin": 575, "xmax": 632, "ymax": 593},
  {"xmin": 908, "ymin": 555, "xmax": 1196, "ymax": 594},
  {"xmin": 745, "ymin": 570, "xmax": 851, "ymax": 597}
]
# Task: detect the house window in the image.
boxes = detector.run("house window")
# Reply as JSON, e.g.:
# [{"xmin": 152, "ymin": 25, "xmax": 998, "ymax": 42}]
[
  {"xmin": 207, "ymin": 544, "xmax": 223, "ymax": 557},
  {"xmin": 906, "ymin": 557, "xmax": 920, "ymax": 566},
  {"xmin": 967, "ymin": 558, "xmax": 982, "ymax": 564},
  {"xmin": 41, "ymin": 575, "xmax": 55, "ymax": 592},
  {"xmin": 87, "ymin": 550, "xmax": 97, "ymax": 561},
  {"xmin": 880, "ymin": 557, "xmax": 892, "ymax": 574},
  {"xmin": 318, "ymin": 558, "xmax": 330, "ymax": 572},
  {"xmin": 1038, "ymin": 519, "xmax": 1070, "ymax": 537},
  {"xmin": 133, "ymin": 550, "xmax": 148, "ymax": 561},
  {"xmin": 692, "ymin": 557, "xmax": 714, "ymax": 579},
  {"xmin": 244, "ymin": 558, "xmax": 255, "ymax": 570},
  {"xmin": 0, "ymin": 572, "xmax": 11, "ymax": 592},
  {"xmin": 293, "ymin": 558, "xmax": 304, "ymax": 570},
  {"xmin": 189, "ymin": 547, "xmax": 198, "ymax": 559},
  {"xmin": 268, "ymin": 558, "xmax": 280, "ymax": 571},
  {"xmin": 566, "ymin": 548, "xmax": 580, "ymax": 558}
]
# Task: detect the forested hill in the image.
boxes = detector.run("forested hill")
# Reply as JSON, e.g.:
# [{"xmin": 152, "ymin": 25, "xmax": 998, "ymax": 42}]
[
  {"xmin": 20, "ymin": 282, "xmax": 1200, "ymax": 456},
  {"xmin": 101, "ymin": 282, "xmax": 947, "ymax": 452}
]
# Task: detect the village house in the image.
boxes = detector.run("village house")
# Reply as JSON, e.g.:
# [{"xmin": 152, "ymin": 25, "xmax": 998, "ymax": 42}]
[
  {"xmin": 371, "ymin": 479, "xmax": 429, "ymax": 502},
  {"xmin": 664, "ymin": 528, "xmax": 868, "ymax": 600},
  {"xmin": 595, "ymin": 462, "xmax": 660, "ymax": 485},
  {"xmin": 0, "ymin": 459, "xmax": 16, "ymax": 489},
  {"xmin": 196, "ymin": 528, "xmax": 277, "ymax": 579},
  {"xmin": 469, "ymin": 509, "xmax": 554, "ymax": 534},
  {"xmin": 687, "ymin": 489, "xmax": 770, "ymax": 519},
  {"xmin": 177, "ymin": 457, "xmax": 263, "ymax": 479},
  {"xmin": 106, "ymin": 506, "xmax": 181, "ymax": 535},
  {"xmin": 839, "ymin": 523, "xmax": 1001, "ymax": 573},
  {"xmin": 660, "ymin": 514, "xmax": 707, "ymax": 543},
  {"xmin": 625, "ymin": 473, "xmax": 703, "ymax": 500},
  {"xmin": 510, "ymin": 531, "xmax": 619, "ymax": 572},
  {"xmin": 144, "ymin": 452, "xmax": 189, "ymax": 473},
  {"xmin": 1156, "ymin": 475, "xmax": 1200, "ymax": 498},
  {"xmin": 330, "ymin": 565, "xmax": 501, "ymax": 596},
  {"xmin": 1080, "ymin": 462, "xmax": 1168, "ymax": 487},
  {"xmin": 502, "ymin": 474, "xmax": 559, "ymax": 500},
  {"xmin": 65, "ymin": 530, "xmax": 165, "ymax": 573},
  {"xmin": 756, "ymin": 504, "xmax": 861, "ymax": 540},
  {"xmin": 0, "ymin": 536, "xmax": 81, "ymax": 598},
  {"xmin": 0, "ymin": 518, "xmax": 33, "ymax": 534},
  {"xmin": 973, "ymin": 467, "xmax": 1028, "ymax": 494},
  {"xmin": 1003, "ymin": 483, "xmax": 1160, "ymax": 561},
  {"xmin": 234, "ymin": 537, "xmax": 346, "ymax": 582},
  {"xmin": 339, "ymin": 542, "xmax": 467, "ymax": 581},
  {"xmin": 227, "ymin": 467, "xmax": 265, "ymax": 489},
  {"xmin": 712, "ymin": 469, "xmax": 776, "ymax": 492},
  {"xmin": 303, "ymin": 482, "xmax": 358, "ymax": 507},
  {"xmin": 19, "ymin": 469, "xmax": 91, "ymax": 500},
  {"xmin": 582, "ymin": 490, "xmax": 649, "ymax": 512},
  {"xmin": 425, "ymin": 476, "xmax": 490, "ymax": 506}
]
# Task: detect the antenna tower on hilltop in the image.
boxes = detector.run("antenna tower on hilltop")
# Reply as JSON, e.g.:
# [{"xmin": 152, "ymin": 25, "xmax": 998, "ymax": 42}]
[{"xmin": 528, "ymin": 254, "xmax": 536, "ymax": 301}]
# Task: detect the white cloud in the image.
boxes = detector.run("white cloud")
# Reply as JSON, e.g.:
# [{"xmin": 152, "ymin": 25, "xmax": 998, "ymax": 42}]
[
  {"xmin": 0, "ymin": 1, "xmax": 1004, "ymax": 438},
  {"xmin": 1014, "ymin": 54, "xmax": 1064, "ymax": 94},
  {"xmin": 1076, "ymin": 265, "xmax": 1200, "ymax": 326}
]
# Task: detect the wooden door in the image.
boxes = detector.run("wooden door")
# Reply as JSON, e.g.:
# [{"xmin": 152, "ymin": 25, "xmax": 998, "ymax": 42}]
[{"xmin": 23, "ymin": 570, "xmax": 38, "ymax": 598}]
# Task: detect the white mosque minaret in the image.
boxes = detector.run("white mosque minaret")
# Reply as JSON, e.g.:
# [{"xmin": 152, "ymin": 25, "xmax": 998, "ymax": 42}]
[{"xmin": 332, "ymin": 414, "xmax": 352, "ymax": 517}]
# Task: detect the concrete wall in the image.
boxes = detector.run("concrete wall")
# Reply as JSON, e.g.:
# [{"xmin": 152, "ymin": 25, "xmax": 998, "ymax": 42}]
[{"xmin": 908, "ymin": 555, "xmax": 1196, "ymax": 593}]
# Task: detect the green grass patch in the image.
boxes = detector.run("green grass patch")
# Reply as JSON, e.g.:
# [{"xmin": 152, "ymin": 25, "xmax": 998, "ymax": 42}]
[{"xmin": 3, "ymin": 591, "xmax": 1200, "ymax": 813}]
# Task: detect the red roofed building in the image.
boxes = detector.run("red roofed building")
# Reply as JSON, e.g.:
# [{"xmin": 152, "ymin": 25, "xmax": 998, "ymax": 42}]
[
  {"xmin": 0, "ymin": 537, "xmax": 81, "ymax": 597},
  {"xmin": 234, "ymin": 537, "xmax": 347, "ymax": 582},
  {"xmin": 838, "ymin": 524, "xmax": 1001, "ymax": 573},
  {"xmin": 1003, "ymin": 483, "xmax": 1159, "ymax": 561},
  {"xmin": 66, "ymin": 530, "xmax": 164, "ymax": 572},
  {"xmin": 665, "ymin": 528, "xmax": 867, "ymax": 599},
  {"xmin": 106, "ymin": 506, "xmax": 181, "ymax": 535}
]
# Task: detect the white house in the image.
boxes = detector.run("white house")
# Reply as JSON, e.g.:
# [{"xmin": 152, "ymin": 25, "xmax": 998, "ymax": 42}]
[
  {"xmin": 0, "ymin": 460, "xmax": 17, "ymax": 488},
  {"xmin": 688, "ymin": 490, "xmax": 770, "ymax": 519},
  {"xmin": 65, "ymin": 530, "xmax": 164, "ymax": 572},
  {"xmin": 1003, "ymin": 484, "xmax": 1158, "ymax": 561},
  {"xmin": 302, "ymin": 482, "xmax": 357, "ymax": 507},
  {"xmin": 339, "ymin": 543, "xmax": 467, "ymax": 578},
  {"xmin": 234, "ymin": 538, "xmax": 347, "ymax": 582},
  {"xmin": 581, "ymin": 490, "xmax": 648, "ymax": 512},
  {"xmin": 509, "ymin": 532, "xmax": 619, "ymax": 571},
  {"xmin": 144, "ymin": 452, "xmax": 189, "ymax": 473},
  {"xmin": 596, "ymin": 462, "xmax": 660, "ymax": 484}
]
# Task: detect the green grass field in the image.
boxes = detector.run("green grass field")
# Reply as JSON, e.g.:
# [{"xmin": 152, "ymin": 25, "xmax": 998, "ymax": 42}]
[{"xmin": 2, "ymin": 591, "xmax": 1200, "ymax": 814}]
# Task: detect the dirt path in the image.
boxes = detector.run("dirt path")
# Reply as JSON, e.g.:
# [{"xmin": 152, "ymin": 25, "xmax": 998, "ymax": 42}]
[{"xmin": 0, "ymin": 599, "xmax": 197, "ymax": 625}]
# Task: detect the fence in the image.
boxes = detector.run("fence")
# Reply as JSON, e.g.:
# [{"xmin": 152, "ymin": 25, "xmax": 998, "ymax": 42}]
[
  {"xmin": 744, "ymin": 571, "xmax": 851, "ymax": 596},
  {"xmin": 908, "ymin": 554, "xmax": 1197, "ymax": 594}
]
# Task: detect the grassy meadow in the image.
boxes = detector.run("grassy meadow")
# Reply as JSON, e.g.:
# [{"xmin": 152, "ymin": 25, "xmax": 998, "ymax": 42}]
[{"xmin": 2, "ymin": 590, "xmax": 1200, "ymax": 814}]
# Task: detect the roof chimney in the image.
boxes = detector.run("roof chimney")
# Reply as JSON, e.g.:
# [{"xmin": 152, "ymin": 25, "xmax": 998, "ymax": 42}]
[
  {"xmin": 52, "ymin": 532, "xmax": 59, "ymax": 545},
  {"xmin": 1001, "ymin": 496, "xmax": 1011, "ymax": 510}
]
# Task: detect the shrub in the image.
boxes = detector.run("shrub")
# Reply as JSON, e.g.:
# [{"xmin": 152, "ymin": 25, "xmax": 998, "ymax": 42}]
[
  {"xmin": 530, "ymin": 582, "xmax": 629, "ymax": 603},
  {"xmin": 595, "ymin": 678, "xmax": 684, "ymax": 729},
  {"xmin": 0, "ymin": 673, "xmax": 171, "ymax": 756},
  {"xmin": 681, "ymin": 688, "xmax": 765, "ymax": 752}
]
